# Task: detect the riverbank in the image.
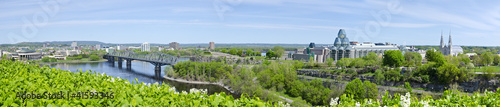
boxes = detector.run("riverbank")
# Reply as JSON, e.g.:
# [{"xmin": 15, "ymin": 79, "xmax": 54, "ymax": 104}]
[
  {"xmin": 37, "ymin": 60, "xmax": 108, "ymax": 65},
  {"xmin": 163, "ymin": 75, "xmax": 238, "ymax": 95}
]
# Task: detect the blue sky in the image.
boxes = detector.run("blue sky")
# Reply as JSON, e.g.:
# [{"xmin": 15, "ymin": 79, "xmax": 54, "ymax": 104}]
[{"xmin": 1, "ymin": 0, "xmax": 499, "ymax": 46}]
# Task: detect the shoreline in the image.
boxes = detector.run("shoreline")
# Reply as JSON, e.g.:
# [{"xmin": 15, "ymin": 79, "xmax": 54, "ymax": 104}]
[
  {"xmin": 163, "ymin": 75, "xmax": 237, "ymax": 95},
  {"xmin": 37, "ymin": 60, "xmax": 108, "ymax": 65}
]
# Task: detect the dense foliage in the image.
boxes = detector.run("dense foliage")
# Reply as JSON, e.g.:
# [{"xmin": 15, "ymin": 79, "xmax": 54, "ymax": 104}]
[
  {"xmin": 171, "ymin": 61, "xmax": 232, "ymax": 82},
  {"xmin": 382, "ymin": 50, "xmax": 405, "ymax": 67},
  {"xmin": 331, "ymin": 90, "xmax": 500, "ymax": 107},
  {"xmin": 169, "ymin": 60, "xmax": 339, "ymax": 106},
  {"xmin": 0, "ymin": 59, "xmax": 273, "ymax": 106},
  {"xmin": 404, "ymin": 52, "xmax": 422, "ymax": 67},
  {"xmin": 344, "ymin": 79, "xmax": 378, "ymax": 100}
]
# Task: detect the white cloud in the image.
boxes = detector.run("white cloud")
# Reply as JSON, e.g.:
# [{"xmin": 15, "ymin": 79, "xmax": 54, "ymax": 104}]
[
  {"xmin": 397, "ymin": 1, "xmax": 497, "ymax": 30},
  {"xmin": 46, "ymin": 20, "xmax": 171, "ymax": 26},
  {"xmin": 379, "ymin": 22, "xmax": 437, "ymax": 28}
]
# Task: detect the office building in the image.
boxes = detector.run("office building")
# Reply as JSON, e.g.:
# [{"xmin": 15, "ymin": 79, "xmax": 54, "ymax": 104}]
[
  {"xmin": 141, "ymin": 42, "xmax": 150, "ymax": 52},
  {"xmin": 169, "ymin": 42, "xmax": 179, "ymax": 50},
  {"xmin": 209, "ymin": 42, "xmax": 215, "ymax": 50}
]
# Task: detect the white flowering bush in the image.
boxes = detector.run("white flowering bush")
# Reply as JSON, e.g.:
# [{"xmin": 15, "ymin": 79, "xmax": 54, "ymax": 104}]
[{"xmin": 332, "ymin": 89, "xmax": 500, "ymax": 107}]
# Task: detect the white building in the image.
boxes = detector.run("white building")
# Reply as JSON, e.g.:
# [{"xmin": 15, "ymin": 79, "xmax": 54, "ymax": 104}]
[
  {"xmin": 439, "ymin": 31, "xmax": 463, "ymax": 56},
  {"xmin": 11, "ymin": 49, "xmax": 43, "ymax": 60},
  {"xmin": 49, "ymin": 55, "xmax": 66, "ymax": 60},
  {"xmin": 55, "ymin": 50, "xmax": 81, "ymax": 56},
  {"xmin": 96, "ymin": 44, "xmax": 101, "ymax": 50},
  {"xmin": 128, "ymin": 46, "xmax": 141, "ymax": 50},
  {"xmin": 141, "ymin": 42, "xmax": 150, "ymax": 52},
  {"xmin": 117, "ymin": 45, "xmax": 125, "ymax": 51},
  {"xmin": 71, "ymin": 41, "xmax": 78, "ymax": 49},
  {"xmin": 330, "ymin": 29, "xmax": 400, "ymax": 61},
  {"xmin": 158, "ymin": 46, "xmax": 164, "ymax": 51}
]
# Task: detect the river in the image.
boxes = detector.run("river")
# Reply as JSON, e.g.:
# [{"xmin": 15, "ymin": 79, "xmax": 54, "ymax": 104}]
[{"xmin": 48, "ymin": 59, "xmax": 239, "ymax": 98}]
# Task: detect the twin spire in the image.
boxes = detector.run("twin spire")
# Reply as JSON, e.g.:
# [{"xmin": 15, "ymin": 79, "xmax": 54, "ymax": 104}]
[{"xmin": 440, "ymin": 30, "xmax": 452, "ymax": 48}]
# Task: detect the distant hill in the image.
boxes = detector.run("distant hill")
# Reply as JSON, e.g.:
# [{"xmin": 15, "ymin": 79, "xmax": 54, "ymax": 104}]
[
  {"xmin": 3, "ymin": 41, "xmax": 331, "ymax": 48},
  {"xmin": 15, "ymin": 41, "xmax": 108, "ymax": 45}
]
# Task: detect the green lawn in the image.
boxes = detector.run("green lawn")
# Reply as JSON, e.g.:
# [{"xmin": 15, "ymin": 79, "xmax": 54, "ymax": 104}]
[
  {"xmin": 244, "ymin": 56, "xmax": 266, "ymax": 60},
  {"xmin": 471, "ymin": 66, "xmax": 500, "ymax": 72}
]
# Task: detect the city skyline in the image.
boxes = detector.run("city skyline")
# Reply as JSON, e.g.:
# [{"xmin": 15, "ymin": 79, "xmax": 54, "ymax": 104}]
[{"xmin": 1, "ymin": 0, "xmax": 500, "ymax": 46}]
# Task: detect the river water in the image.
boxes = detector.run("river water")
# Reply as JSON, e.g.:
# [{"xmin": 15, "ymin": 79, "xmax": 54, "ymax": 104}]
[{"xmin": 49, "ymin": 59, "xmax": 239, "ymax": 98}]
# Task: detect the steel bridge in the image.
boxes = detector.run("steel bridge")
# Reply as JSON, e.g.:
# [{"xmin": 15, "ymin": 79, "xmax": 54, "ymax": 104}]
[{"xmin": 103, "ymin": 51, "xmax": 179, "ymax": 78}]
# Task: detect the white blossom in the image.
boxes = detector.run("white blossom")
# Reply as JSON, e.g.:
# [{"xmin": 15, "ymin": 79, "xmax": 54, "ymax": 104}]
[
  {"xmin": 367, "ymin": 99, "xmax": 373, "ymax": 105},
  {"xmin": 169, "ymin": 87, "xmax": 176, "ymax": 92},
  {"xmin": 355, "ymin": 102, "xmax": 360, "ymax": 107},
  {"xmin": 330, "ymin": 97, "xmax": 339, "ymax": 106},
  {"xmin": 400, "ymin": 92, "xmax": 411, "ymax": 107},
  {"xmin": 419, "ymin": 100, "xmax": 430, "ymax": 107},
  {"xmin": 107, "ymin": 77, "xmax": 115, "ymax": 82}
]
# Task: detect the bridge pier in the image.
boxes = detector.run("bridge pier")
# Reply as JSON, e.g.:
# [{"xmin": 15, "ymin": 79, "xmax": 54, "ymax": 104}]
[
  {"xmin": 118, "ymin": 58, "xmax": 123, "ymax": 68},
  {"xmin": 154, "ymin": 63, "xmax": 161, "ymax": 79},
  {"xmin": 110, "ymin": 56, "xmax": 115, "ymax": 66},
  {"xmin": 126, "ymin": 59, "xmax": 132, "ymax": 69}
]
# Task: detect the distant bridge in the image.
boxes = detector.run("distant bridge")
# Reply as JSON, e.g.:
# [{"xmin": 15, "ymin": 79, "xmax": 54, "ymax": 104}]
[{"xmin": 103, "ymin": 51, "xmax": 179, "ymax": 78}]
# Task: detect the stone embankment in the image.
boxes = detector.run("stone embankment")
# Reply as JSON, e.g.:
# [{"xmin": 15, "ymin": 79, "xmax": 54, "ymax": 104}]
[
  {"xmin": 189, "ymin": 55, "xmax": 262, "ymax": 65},
  {"xmin": 297, "ymin": 69, "xmax": 500, "ymax": 93},
  {"xmin": 163, "ymin": 75, "xmax": 238, "ymax": 95}
]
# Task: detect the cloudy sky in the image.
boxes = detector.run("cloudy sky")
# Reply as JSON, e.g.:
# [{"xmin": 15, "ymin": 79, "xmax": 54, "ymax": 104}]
[{"xmin": 1, "ymin": 0, "xmax": 499, "ymax": 46}]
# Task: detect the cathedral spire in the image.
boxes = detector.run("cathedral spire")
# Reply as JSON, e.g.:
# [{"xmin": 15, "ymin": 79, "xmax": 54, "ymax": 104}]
[
  {"xmin": 449, "ymin": 30, "xmax": 452, "ymax": 46},
  {"xmin": 440, "ymin": 30, "xmax": 445, "ymax": 48}
]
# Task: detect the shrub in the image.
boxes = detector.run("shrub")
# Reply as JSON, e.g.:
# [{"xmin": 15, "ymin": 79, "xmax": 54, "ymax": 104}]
[
  {"xmin": 374, "ymin": 69, "xmax": 385, "ymax": 84},
  {"xmin": 90, "ymin": 55, "xmax": 100, "ymax": 61},
  {"xmin": 345, "ymin": 79, "xmax": 378, "ymax": 100},
  {"xmin": 421, "ymin": 75, "xmax": 430, "ymax": 83}
]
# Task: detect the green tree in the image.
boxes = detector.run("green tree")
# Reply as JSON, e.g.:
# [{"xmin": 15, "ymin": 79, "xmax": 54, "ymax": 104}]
[
  {"xmin": 364, "ymin": 81, "xmax": 378, "ymax": 99},
  {"xmin": 42, "ymin": 57, "xmax": 50, "ymax": 62},
  {"xmin": 237, "ymin": 50, "xmax": 244, "ymax": 56},
  {"xmin": 229, "ymin": 48, "xmax": 237, "ymax": 55},
  {"xmin": 483, "ymin": 67, "xmax": 495, "ymax": 80},
  {"xmin": 382, "ymin": 50, "xmax": 405, "ymax": 67},
  {"xmin": 253, "ymin": 52, "xmax": 261, "ymax": 56},
  {"xmin": 363, "ymin": 52, "xmax": 380, "ymax": 67},
  {"xmin": 404, "ymin": 82, "xmax": 412, "ymax": 94},
  {"xmin": 494, "ymin": 55, "xmax": 500, "ymax": 66},
  {"xmin": 325, "ymin": 58, "xmax": 334, "ymax": 67},
  {"xmin": 336, "ymin": 58, "xmax": 353, "ymax": 68},
  {"xmin": 350, "ymin": 58, "xmax": 365, "ymax": 68},
  {"xmin": 292, "ymin": 60, "xmax": 304, "ymax": 70},
  {"xmin": 272, "ymin": 46, "xmax": 285, "ymax": 59},
  {"xmin": 345, "ymin": 78, "xmax": 365, "ymax": 100},
  {"xmin": 345, "ymin": 78, "xmax": 378, "ymax": 100},
  {"xmin": 436, "ymin": 63, "xmax": 462, "ymax": 83},
  {"xmin": 266, "ymin": 51, "xmax": 275, "ymax": 59},
  {"xmin": 374, "ymin": 69, "xmax": 385, "ymax": 84},
  {"xmin": 246, "ymin": 49, "xmax": 253, "ymax": 56},
  {"xmin": 425, "ymin": 49, "xmax": 446, "ymax": 66},
  {"xmin": 221, "ymin": 49, "xmax": 228, "ymax": 53},
  {"xmin": 89, "ymin": 55, "xmax": 100, "ymax": 61},
  {"xmin": 482, "ymin": 52, "xmax": 494, "ymax": 66},
  {"xmin": 472, "ymin": 55, "xmax": 482, "ymax": 67},
  {"xmin": 404, "ymin": 52, "xmax": 422, "ymax": 67}
]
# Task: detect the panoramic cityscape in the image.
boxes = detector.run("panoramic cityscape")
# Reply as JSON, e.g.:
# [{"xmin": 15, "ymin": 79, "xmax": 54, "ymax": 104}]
[{"xmin": 2, "ymin": 0, "xmax": 500, "ymax": 106}]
